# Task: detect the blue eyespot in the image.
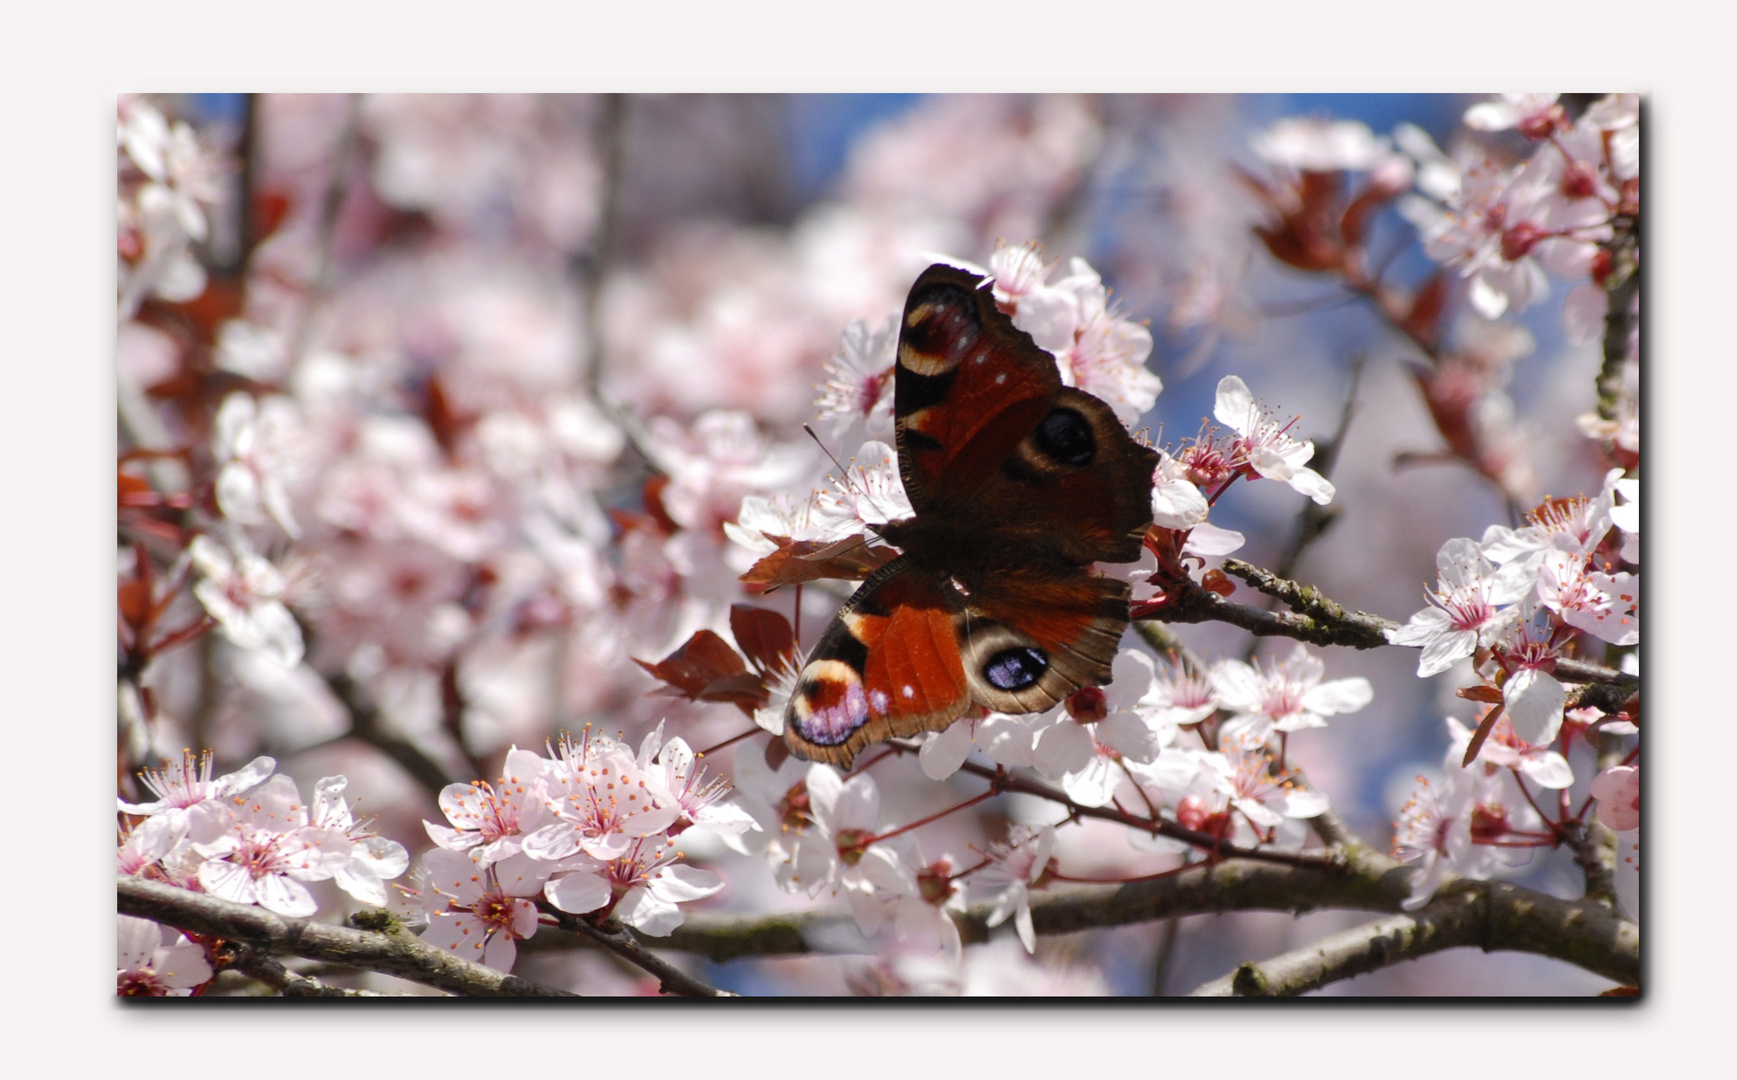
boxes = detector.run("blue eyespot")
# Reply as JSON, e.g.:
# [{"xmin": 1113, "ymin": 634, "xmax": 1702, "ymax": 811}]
[{"xmin": 984, "ymin": 647, "xmax": 1047, "ymax": 691}]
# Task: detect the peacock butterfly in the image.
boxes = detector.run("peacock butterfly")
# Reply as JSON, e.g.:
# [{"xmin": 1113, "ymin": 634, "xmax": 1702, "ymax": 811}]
[{"xmin": 783, "ymin": 263, "xmax": 1160, "ymax": 769}]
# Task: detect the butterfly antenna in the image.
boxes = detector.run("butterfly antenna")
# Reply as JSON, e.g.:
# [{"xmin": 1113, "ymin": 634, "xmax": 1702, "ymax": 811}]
[{"xmin": 803, "ymin": 423, "xmax": 859, "ymax": 496}]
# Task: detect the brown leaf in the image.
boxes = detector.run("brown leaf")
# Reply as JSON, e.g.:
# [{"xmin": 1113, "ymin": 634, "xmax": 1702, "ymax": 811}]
[
  {"xmin": 730, "ymin": 604, "xmax": 796, "ymax": 677},
  {"xmin": 1461, "ymin": 702, "xmax": 1506, "ymax": 767},
  {"xmin": 633, "ymin": 629, "xmax": 764, "ymax": 716},
  {"xmin": 739, "ymin": 535, "xmax": 896, "ymax": 590},
  {"xmin": 1456, "ymin": 684, "xmax": 1505, "ymax": 705},
  {"xmin": 1402, "ymin": 272, "xmax": 1448, "ymax": 349}
]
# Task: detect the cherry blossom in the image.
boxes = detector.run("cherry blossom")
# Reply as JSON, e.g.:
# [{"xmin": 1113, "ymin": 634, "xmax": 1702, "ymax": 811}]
[
  {"xmin": 118, "ymin": 813, "xmax": 185, "ymax": 877},
  {"xmin": 808, "ymin": 439, "xmax": 914, "ymax": 540},
  {"xmin": 600, "ymin": 839, "xmax": 725, "ymax": 936},
  {"xmin": 421, "ymin": 849, "xmax": 551, "ymax": 973},
  {"xmin": 1387, "ymin": 537, "xmax": 1533, "ymax": 676},
  {"xmin": 1138, "ymin": 657, "xmax": 1221, "ymax": 729},
  {"xmin": 1479, "ymin": 483, "xmax": 1615, "ymax": 574},
  {"xmin": 791, "ymin": 763, "xmax": 882, "ymax": 897},
  {"xmin": 1212, "ymin": 643, "xmax": 1373, "ymax": 744},
  {"xmin": 849, "ymin": 845, "xmax": 967, "ymax": 965},
  {"xmin": 1536, "ymin": 538, "xmax": 1640, "ymax": 646},
  {"xmin": 309, "ymin": 775, "xmax": 411, "ymax": 906},
  {"xmin": 977, "ymin": 823, "xmax": 1057, "ymax": 953},
  {"xmin": 118, "ymin": 916, "xmax": 212, "ymax": 997},
  {"xmin": 1590, "ymin": 765, "xmax": 1639, "ymax": 832},
  {"xmin": 815, "ymin": 314, "xmax": 897, "ymax": 440},
  {"xmin": 212, "ymin": 393, "xmax": 302, "ymax": 538},
  {"xmin": 191, "ymin": 774, "xmax": 352, "ymax": 917},
  {"xmin": 425, "ymin": 749, "xmax": 552, "ymax": 866},
  {"xmin": 633, "ymin": 722, "xmax": 758, "ymax": 844},
  {"xmin": 1212, "ymin": 376, "xmax": 1335, "ymax": 505},
  {"xmin": 1491, "ymin": 609, "xmax": 1570, "ymax": 748},
  {"xmin": 1392, "ymin": 732, "xmax": 1540, "ymax": 912},
  {"xmin": 1205, "ymin": 735, "xmax": 1329, "ymax": 831},
  {"xmin": 119, "ymin": 749, "xmax": 277, "ymax": 834},
  {"xmin": 188, "ymin": 534, "xmax": 306, "ymax": 668},
  {"xmin": 1457, "ymin": 713, "xmax": 1573, "ymax": 791},
  {"xmin": 1396, "ymin": 124, "xmax": 1612, "ymax": 319},
  {"xmin": 523, "ymin": 735, "xmax": 680, "ymax": 863}
]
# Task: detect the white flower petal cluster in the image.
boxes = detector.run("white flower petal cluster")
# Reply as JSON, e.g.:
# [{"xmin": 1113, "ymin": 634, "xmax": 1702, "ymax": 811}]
[
  {"xmin": 416, "ymin": 724, "xmax": 745, "ymax": 967},
  {"xmin": 120, "ymin": 754, "xmax": 409, "ymax": 920}
]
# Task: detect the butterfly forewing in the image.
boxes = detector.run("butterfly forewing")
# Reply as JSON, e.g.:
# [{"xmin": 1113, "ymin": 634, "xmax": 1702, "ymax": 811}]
[{"xmin": 893, "ymin": 265, "xmax": 1061, "ymax": 511}]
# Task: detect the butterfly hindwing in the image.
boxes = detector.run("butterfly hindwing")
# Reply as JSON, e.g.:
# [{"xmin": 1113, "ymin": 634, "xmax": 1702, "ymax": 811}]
[
  {"xmin": 958, "ymin": 563, "xmax": 1133, "ymax": 715},
  {"xmin": 785, "ymin": 558, "xmax": 971, "ymax": 770}
]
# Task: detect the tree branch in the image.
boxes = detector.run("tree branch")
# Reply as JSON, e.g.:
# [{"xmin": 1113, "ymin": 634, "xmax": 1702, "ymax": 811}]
[
  {"xmin": 228, "ymin": 949, "xmax": 404, "ymax": 997},
  {"xmin": 1190, "ymin": 877, "xmax": 1639, "ymax": 995},
  {"xmin": 654, "ymin": 850, "xmax": 1637, "ymax": 989},
  {"xmin": 118, "ymin": 876, "xmax": 578, "ymax": 997}
]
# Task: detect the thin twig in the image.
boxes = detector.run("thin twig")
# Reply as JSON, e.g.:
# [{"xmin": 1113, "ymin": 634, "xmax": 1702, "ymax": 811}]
[
  {"xmin": 884, "ymin": 738, "xmax": 1339, "ymax": 871},
  {"xmin": 324, "ymin": 671, "xmax": 461, "ymax": 798},
  {"xmin": 542, "ymin": 906, "xmax": 736, "ymax": 998},
  {"xmin": 285, "ymin": 93, "xmax": 361, "ymax": 371}
]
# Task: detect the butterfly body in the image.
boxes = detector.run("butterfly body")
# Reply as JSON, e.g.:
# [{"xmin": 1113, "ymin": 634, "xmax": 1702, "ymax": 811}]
[{"xmin": 785, "ymin": 264, "xmax": 1159, "ymax": 768}]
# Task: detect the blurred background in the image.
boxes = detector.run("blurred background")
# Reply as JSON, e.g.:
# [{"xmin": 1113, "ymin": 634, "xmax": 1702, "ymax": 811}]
[{"xmin": 117, "ymin": 93, "xmax": 1622, "ymax": 995}]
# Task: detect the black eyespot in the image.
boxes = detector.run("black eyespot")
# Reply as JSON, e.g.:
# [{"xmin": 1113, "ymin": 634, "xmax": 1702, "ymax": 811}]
[
  {"xmin": 984, "ymin": 646, "xmax": 1047, "ymax": 691},
  {"xmin": 1033, "ymin": 407, "xmax": 1095, "ymax": 467}
]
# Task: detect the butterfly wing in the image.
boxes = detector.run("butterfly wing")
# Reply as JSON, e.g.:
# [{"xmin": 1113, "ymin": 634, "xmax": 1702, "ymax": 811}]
[
  {"xmin": 784, "ymin": 557, "xmax": 970, "ymax": 770},
  {"xmin": 893, "ymin": 264, "xmax": 1062, "ymax": 513}
]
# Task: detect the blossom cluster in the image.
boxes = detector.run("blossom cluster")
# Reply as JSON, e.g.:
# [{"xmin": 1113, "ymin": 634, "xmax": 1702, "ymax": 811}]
[
  {"xmin": 413, "ymin": 724, "xmax": 749, "ymax": 971},
  {"xmin": 118, "ymin": 751, "xmax": 410, "ymax": 993}
]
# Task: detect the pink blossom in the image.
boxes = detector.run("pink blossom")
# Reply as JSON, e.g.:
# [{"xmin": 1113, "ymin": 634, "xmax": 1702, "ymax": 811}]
[
  {"xmin": 1590, "ymin": 765, "xmax": 1639, "ymax": 832},
  {"xmin": 1205, "ymin": 735, "xmax": 1329, "ymax": 830},
  {"xmin": 1213, "ymin": 643, "xmax": 1372, "ymax": 744},
  {"xmin": 1387, "ymin": 537, "xmax": 1533, "ymax": 676},
  {"xmin": 978, "ymin": 824, "xmax": 1056, "ymax": 953},
  {"xmin": 309, "ymin": 775, "xmax": 411, "ymax": 906},
  {"xmin": 192, "ymin": 774, "xmax": 352, "ymax": 917},
  {"xmin": 425, "ymin": 748, "xmax": 552, "ymax": 866},
  {"xmin": 189, "ymin": 534, "xmax": 305, "ymax": 668},
  {"xmin": 523, "ymin": 735, "xmax": 680, "ymax": 863},
  {"xmin": 1212, "ymin": 376, "xmax": 1335, "ymax": 505},
  {"xmin": 421, "ymin": 849, "xmax": 550, "ymax": 973},
  {"xmin": 1536, "ymin": 538, "xmax": 1640, "ymax": 646},
  {"xmin": 119, "ymin": 749, "xmax": 277, "ymax": 837},
  {"xmin": 118, "ymin": 916, "xmax": 212, "ymax": 996}
]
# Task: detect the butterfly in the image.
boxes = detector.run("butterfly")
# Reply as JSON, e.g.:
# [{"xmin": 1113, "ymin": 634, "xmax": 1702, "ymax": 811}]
[{"xmin": 783, "ymin": 263, "xmax": 1160, "ymax": 769}]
